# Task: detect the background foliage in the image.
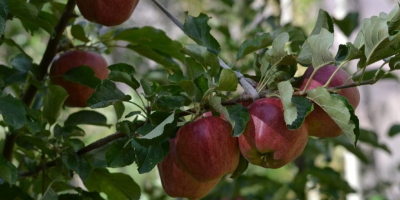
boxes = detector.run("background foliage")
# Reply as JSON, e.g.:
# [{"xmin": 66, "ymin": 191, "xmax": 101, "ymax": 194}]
[{"xmin": 1, "ymin": 0, "xmax": 400, "ymax": 200}]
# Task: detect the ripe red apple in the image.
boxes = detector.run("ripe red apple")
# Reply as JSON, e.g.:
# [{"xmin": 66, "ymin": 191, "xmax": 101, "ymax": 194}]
[
  {"xmin": 238, "ymin": 98, "xmax": 308, "ymax": 168},
  {"xmin": 301, "ymin": 65, "xmax": 360, "ymax": 137},
  {"xmin": 50, "ymin": 51, "xmax": 109, "ymax": 107},
  {"xmin": 158, "ymin": 139, "xmax": 220, "ymax": 199},
  {"xmin": 76, "ymin": 0, "xmax": 139, "ymax": 26},
  {"xmin": 175, "ymin": 116, "xmax": 240, "ymax": 182}
]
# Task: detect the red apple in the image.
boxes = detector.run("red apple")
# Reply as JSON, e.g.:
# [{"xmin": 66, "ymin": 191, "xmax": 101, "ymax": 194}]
[
  {"xmin": 301, "ymin": 65, "xmax": 360, "ymax": 137},
  {"xmin": 158, "ymin": 139, "xmax": 220, "ymax": 199},
  {"xmin": 175, "ymin": 117, "xmax": 240, "ymax": 182},
  {"xmin": 76, "ymin": 0, "xmax": 140, "ymax": 26},
  {"xmin": 50, "ymin": 51, "xmax": 109, "ymax": 107},
  {"xmin": 238, "ymin": 98, "xmax": 308, "ymax": 168}
]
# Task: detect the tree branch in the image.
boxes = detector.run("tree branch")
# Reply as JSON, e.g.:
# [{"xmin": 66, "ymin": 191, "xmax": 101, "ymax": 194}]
[
  {"xmin": 18, "ymin": 97, "xmax": 253, "ymax": 178},
  {"xmin": 151, "ymin": 0, "xmax": 260, "ymax": 101},
  {"xmin": 2, "ymin": 0, "xmax": 77, "ymax": 162}
]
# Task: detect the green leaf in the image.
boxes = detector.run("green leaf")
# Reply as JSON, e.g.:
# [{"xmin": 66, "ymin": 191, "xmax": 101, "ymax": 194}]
[
  {"xmin": 334, "ymin": 13, "xmax": 359, "ymax": 37},
  {"xmin": 8, "ymin": 0, "xmax": 54, "ymax": 34},
  {"xmin": 389, "ymin": 54, "xmax": 400, "ymax": 70},
  {"xmin": 63, "ymin": 66, "xmax": 101, "ymax": 89},
  {"xmin": 183, "ymin": 13, "xmax": 221, "ymax": 55},
  {"xmin": 40, "ymin": 185, "xmax": 58, "ymax": 200},
  {"xmin": 61, "ymin": 148, "xmax": 92, "ymax": 182},
  {"xmin": 0, "ymin": 64, "xmax": 27, "ymax": 88},
  {"xmin": 11, "ymin": 53, "xmax": 32, "ymax": 72},
  {"xmin": 87, "ymin": 79, "xmax": 131, "ymax": 109},
  {"xmin": 216, "ymin": 69, "xmax": 238, "ymax": 91},
  {"xmin": 42, "ymin": 85, "xmax": 68, "ymax": 125},
  {"xmin": 184, "ymin": 57, "xmax": 206, "ymax": 80},
  {"xmin": 71, "ymin": 24, "xmax": 89, "ymax": 43},
  {"xmin": 307, "ymin": 87, "xmax": 357, "ymax": 145},
  {"xmin": 0, "ymin": 94, "xmax": 27, "ymax": 130},
  {"xmin": 131, "ymin": 139, "xmax": 170, "ymax": 174},
  {"xmin": 54, "ymin": 124, "xmax": 85, "ymax": 139},
  {"xmin": 194, "ymin": 75, "xmax": 209, "ymax": 96},
  {"xmin": 278, "ymin": 80, "xmax": 297, "ymax": 125},
  {"xmin": 226, "ymin": 104, "xmax": 250, "ymax": 137},
  {"xmin": 388, "ymin": 3, "xmax": 400, "ymax": 35},
  {"xmin": 237, "ymin": 33, "xmax": 272, "ymax": 60},
  {"xmin": 208, "ymin": 96, "xmax": 229, "ymax": 121},
  {"xmin": 334, "ymin": 94, "xmax": 360, "ymax": 145},
  {"xmin": 113, "ymin": 102, "xmax": 125, "ymax": 120},
  {"xmin": 335, "ymin": 42, "xmax": 363, "ymax": 66},
  {"xmin": 178, "ymin": 80, "xmax": 202, "ymax": 102},
  {"xmin": 85, "ymin": 169, "xmax": 141, "ymax": 200},
  {"xmin": 140, "ymin": 79, "xmax": 160, "ymax": 102},
  {"xmin": 135, "ymin": 112, "xmax": 178, "ymax": 145},
  {"xmin": 307, "ymin": 28, "xmax": 335, "ymax": 70},
  {"xmin": 126, "ymin": 45, "xmax": 181, "ymax": 72},
  {"xmin": 335, "ymin": 43, "xmax": 363, "ymax": 65},
  {"xmin": 311, "ymin": 9, "xmax": 335, "ymax": 35},
  {"xmin": 0, "ymin": 0, "xmax": 8, "ymax": 37},
  {"xmin": 114, "ymin": 26, "xmax": 184, "ymax": 62},
  {"xmin": 0, "ymin": 184, "xmax": 33, "ymax": 200},
  {"xmin": 264, "ymin": 32, "xmax": 297, "ymax": 67},
  {"xmin": 388, "ymin": 124, "xmax": 400, "ymax": 137},
  {"xmin": 288, "ymin": 96, "xmax": 314, "ymax": 130},
  {"xmin": 153, "ymin": 96, "xmax": 185, "ymax": 111},
  {"xmin": 125, "ymin": 111, "xmax": 141, "ymax": 118},
  {"xmin": 358, "ymin": 129, "xmax": 391, "ymax": 153},
  {"xmin": 0, "ymin": 156, "xmax": 17, "ymax": 185},
  {"xmin": 298, "ymin": 9, "xmax": 334, "ymax": 65},
  {"xmin": 17, "ymin": 135, "xmax": 56, "ymax": 157},
  {"xmin": 106, "ymin": 138, "xmax": 135, "ymax": 168},
  {"xmin": 108, "ymin": 63, "xmax": 140, "ymax": 90},
  {"xmin": 64, "ymin": 110, "xmax": 111, "ymax": 127},
  {"xmin": 265, "ymin": 64, "xmax": 297, "ymax": 90},
  {"xmin": 181, "ymin": 44, "xmax": 220, "ymax": 77},
  {"xmin": 354, "ymin": 16, "xmax": 400, "ymax": 67},
  {"xmin": 229, "ymin": 154, "xmax": 248, "ymax": 179}
]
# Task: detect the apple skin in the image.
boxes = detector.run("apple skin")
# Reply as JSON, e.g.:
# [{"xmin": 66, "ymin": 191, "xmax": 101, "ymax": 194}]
[
  {"xmin": 158, "ymin": 139, "xmax": 220, "ymax": 200},
  {"xmin": 301, "ymin": 65, "xmax": 360, "ymax": 137},
  {"xmin": 176, "ymin": 116, "xmax": 240, "ymax": 182},
  {"xmin": 76, "ymin": 0, "xmax": 139, "ymax": 26},
  {"xmin": 50, "ymin": 51, "xmax": 109, "ymax": 107},
  {"xmin": 238, "ymin": 98, "xmax": 308, "ymax": 168}
]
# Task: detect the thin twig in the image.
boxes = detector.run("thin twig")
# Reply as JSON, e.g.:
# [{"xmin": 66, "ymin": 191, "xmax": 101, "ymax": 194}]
[{"xmin": 151, "ymin": 0, "xmax": 259, "ymax": 101}]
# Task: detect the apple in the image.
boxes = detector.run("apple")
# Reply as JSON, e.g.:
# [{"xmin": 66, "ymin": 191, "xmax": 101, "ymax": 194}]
[
  {"xmin": 238, "ymin": 98, "xmax": 308, "ymax": 168},
  {"xmin": 175, "ymin": 116, "xmax": 240, "ymax": 182},
  {"xmin": 50, "ymin": 51, "xmax": 109, "ymax": 107},
  {"xmin": 76, "ymin": 0, "xmax": 140, "ymax": 26},
  {"xmin": 301, "ymin": 65, "xmax": 360, "ymax": 137},
  {"xmin": 158, "ymin": 139, "xmax": 220, "ymax": 199}
]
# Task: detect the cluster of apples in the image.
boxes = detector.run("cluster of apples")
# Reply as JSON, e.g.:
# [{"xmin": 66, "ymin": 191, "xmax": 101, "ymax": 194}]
[
  {"xmin": 50, "ymin": 50, "xmax": 360, "ymax": 199},
  {"xmin": 158, "ymin": 65, "xmax": 360, "ymax": 199}
]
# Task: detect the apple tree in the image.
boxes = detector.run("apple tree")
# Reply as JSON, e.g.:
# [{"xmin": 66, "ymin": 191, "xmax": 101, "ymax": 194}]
[{"xmin": 0, "ymin": 0, "xmax": 399, "ymax": 199}]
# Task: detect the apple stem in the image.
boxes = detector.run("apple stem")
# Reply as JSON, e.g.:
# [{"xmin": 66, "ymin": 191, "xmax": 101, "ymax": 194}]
[
  {"xmin": 344, "ymin": 67, "xmax": 363, "ymax": 85},
  {"xmin": 300, "ymin": 68, "xmax": 318, "ymax": 94},
  {"xmin": 357, "ymin": 67, "xmax": 367, "ymax": 85},
  {"xmin": 151, "ymin": 0, "xmax": 259, "ymax": 101},
  {"xmin": 323, "ymin": 61, "xmax": 348, "ymax": 88}
]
